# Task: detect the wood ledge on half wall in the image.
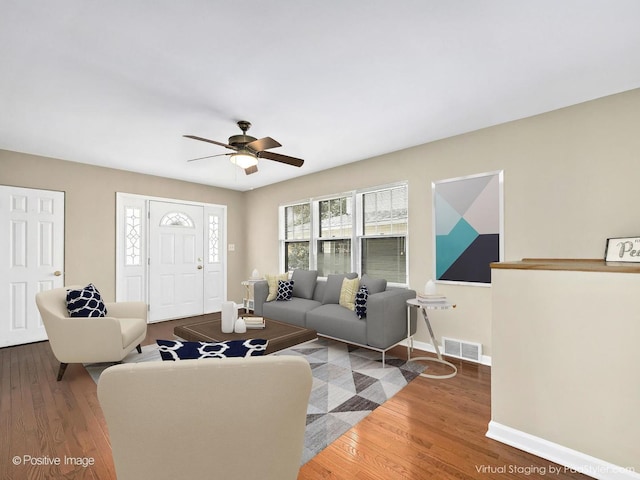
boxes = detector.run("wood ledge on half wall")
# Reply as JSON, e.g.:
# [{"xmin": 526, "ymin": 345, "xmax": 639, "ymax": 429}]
[{"xmin": 490, "ymin": 258, "xmax": 640, "ymax": 274}]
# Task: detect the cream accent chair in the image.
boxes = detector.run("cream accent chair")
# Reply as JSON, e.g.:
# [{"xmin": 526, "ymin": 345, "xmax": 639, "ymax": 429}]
[
  {"xmin": 98, "ymin": 356, "xmax": 312, "ymax": 480},
  {"xmin": 35, "ymin": 286, "xmax": 147, "ymax": 381}
]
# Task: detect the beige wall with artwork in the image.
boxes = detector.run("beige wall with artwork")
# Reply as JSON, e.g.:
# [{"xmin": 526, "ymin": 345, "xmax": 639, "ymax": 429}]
[
  {"xmin": 3, "ymin": 88, "xmax": 639, "ymax": 356},
  {"xmin": 0, "ymin": 150, "xmax": 248, "ymax": 303},
  {"xmin": 245, "ymin": 88, "xmax": 640, "ymax": 357}
]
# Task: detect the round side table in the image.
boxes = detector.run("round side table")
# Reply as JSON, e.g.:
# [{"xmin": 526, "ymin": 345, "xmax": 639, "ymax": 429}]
[{"xmin": 406, "ymin": 298, "xmax": 458, "ymax": 379}]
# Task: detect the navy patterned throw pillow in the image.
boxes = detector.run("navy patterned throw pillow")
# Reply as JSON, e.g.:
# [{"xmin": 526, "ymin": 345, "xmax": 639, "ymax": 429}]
[
  {"xmin": 156, "ymin": 339, "xmax": 269, "ymax": 361},
  {"xmin": 276, "ymin": 279, "xmax": 294, "ymax": 301},
  {"xmin": 355, "ymin": 285, "xmax": 368, "ymax": 319},
  {"xmin": 66, "ymin": 283, "xmax": 107, "ymax": 317}
]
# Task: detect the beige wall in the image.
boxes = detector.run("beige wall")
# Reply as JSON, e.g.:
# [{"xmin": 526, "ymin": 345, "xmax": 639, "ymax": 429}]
[
  {"xmin": 245, "ymin": 88, "xmax": 640, "ymax": 356},
  {"xmin": 3, "ymin": 88, "xmax": 639, "ymax": 354},
  {"xmin": 0, "ymin": 150, "xmax": 247, "ymax": 303},
  {"xmin": 491, "ymin": 266, "xmax": 640, "ymax": 471}
]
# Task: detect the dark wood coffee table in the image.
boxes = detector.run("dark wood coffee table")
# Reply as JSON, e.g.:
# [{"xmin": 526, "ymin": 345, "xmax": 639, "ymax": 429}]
[{"xmin": 174, "ymin": 316, "xmax": 317, "ymax": 355}]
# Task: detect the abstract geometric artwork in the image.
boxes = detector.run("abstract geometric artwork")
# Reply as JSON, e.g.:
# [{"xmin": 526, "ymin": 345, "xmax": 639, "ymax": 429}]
[{"xmin": 433, "ymin": 171, "xmax": 503, "ymax": 284}]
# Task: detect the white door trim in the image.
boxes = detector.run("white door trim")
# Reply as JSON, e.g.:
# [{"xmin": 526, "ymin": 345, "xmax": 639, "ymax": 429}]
[{"xmin": 115, "ymin": 193, "xmax": 227, "ymax": 317}]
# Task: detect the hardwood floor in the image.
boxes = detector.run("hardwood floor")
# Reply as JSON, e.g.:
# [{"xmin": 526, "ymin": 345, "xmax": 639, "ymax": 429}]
[{"xmin": 1, "ymin": 318, "xmax": 589, "ymax": 480}]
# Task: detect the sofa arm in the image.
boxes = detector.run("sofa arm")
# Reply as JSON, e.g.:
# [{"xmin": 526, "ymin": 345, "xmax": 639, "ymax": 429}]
[
  {"xmin": 253, "ymin": 280, "xmax": 269, "ymax": 316},
  {"xmin": 104, "ymin": 301, "xmax": 147, "ymax": 321},
  {"xmin": 366, "ymin": 288, "xmax": 416, "ymax": 349},
  {"xmin": 46, "ymin": 316, "xmax": 126, "ymax": 363}
]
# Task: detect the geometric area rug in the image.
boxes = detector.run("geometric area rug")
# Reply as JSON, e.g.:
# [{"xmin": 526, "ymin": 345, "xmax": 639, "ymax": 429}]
[
  {"xmin": 85, "ymin": 337, "xmax": 425, "ymax": 465},
  {"xmin": 275, "ymin": 338, "xmax": 426, "ymax": 464}
]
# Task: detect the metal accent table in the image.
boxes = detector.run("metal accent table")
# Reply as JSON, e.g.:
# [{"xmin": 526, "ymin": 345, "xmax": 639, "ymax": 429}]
[{"xmin": 406, "ymin": 298, "xmax": 458, "ymax": 379}]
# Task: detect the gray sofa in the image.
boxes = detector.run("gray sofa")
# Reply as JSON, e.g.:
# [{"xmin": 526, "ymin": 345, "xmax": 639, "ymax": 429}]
[{"xmin": 253, "ymin": 269, "xmax": 416, "ymax": 364}]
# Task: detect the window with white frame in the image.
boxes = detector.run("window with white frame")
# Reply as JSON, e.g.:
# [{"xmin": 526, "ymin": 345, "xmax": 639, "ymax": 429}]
[
  {"xmin": 317, "ymin": 196, "xmax": 352, "ymax": 276},
  {"xmin": 360, "ymin": 185, "xmax": 408, "ymax": 283},
  {"xmin": 280, "ymin": 183, "xmax": 408, "ymax": 284},
  {"xmin": 283, "ymin": 203, "xmax": 311, "ymax": 271}
]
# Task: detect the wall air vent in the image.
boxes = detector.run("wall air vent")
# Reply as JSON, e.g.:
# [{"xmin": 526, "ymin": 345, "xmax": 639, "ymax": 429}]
[{"xmin": 442, "ymin": 336, "xmax": 482, "ymax": 363}]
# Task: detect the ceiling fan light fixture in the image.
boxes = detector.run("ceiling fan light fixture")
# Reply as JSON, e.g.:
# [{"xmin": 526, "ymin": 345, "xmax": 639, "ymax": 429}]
[{"xmin": 229, "ymin": 151, "xmax": 258, "ymax": 169}]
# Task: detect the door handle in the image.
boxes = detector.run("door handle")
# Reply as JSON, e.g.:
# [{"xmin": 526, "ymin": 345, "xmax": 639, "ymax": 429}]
[
  {"xmin": 54, "ymin": 271, "xmax": 62, "ymax": 276},
  {"xmin": 197, "ymin": 265, "xmax": 203, "ymax": 270}
]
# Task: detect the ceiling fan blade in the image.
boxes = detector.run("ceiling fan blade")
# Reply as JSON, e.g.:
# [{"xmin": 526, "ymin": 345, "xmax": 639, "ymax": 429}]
[
  {"xmin": 183, "ymin": 135, "xmax": 236, "ymax": 150},
  {"xmin": 244, "ymin": 165, "xmax": 258, "ymax": 175},
  {"xmin": 246, "ymin": 136, "xmax": 281, "ymax": 152},
  {"xmin": 186, "ymin": 153, "xmax": 231, "ymax": 162},
  {"xmin": 258, "ymin": 150, "xmax": 304, "ymax": 167}
]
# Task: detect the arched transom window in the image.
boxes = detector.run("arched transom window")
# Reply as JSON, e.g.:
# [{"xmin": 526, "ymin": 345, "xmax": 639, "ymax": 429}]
[{"xmin": 159, "ymin": 212, "xmax": 195, "ymax": 228}]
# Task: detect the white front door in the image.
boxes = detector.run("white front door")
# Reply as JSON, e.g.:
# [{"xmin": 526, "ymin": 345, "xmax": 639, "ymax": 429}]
[
  {"xmin": 0, "ymin": 186, "xmax": 65, "ymax": 347},
  {"xmin": 149, "ymin": 201, "xmax": 204, "ymax": 321}
]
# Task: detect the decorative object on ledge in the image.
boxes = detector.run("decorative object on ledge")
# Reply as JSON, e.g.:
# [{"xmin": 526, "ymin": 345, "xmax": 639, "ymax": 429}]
[
  {"xmin": 432, "ymin": 170, "xmax": 504, "ymax": 285},
  {"xmin": 605, "ymin": 236, "xmax": 640, "ymax": 262}
]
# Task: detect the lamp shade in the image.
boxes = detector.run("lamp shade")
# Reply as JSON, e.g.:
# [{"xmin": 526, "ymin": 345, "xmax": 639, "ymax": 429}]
[{"xmin": 230, "ymin": 152, "xmax": 258, "ymax": 169}]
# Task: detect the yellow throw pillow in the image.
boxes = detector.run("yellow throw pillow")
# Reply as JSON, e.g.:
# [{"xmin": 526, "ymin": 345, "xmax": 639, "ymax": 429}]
[
  {"xmin": 266, "ymin": 273, "xmax": 289, "ymax": 301},
  {"xmin": 339, "ymin": 277, "xmax": 359, "ymax": 311}
]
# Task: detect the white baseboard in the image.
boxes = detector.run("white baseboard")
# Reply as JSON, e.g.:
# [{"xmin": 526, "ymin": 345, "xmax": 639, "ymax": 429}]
[
  {"xmin": 401, "ymin": 338, "xmax": 492, "ymax": 366},
  {"xmin": 486, "ymin": 421, "xmax": 640, "ymax": 480}
]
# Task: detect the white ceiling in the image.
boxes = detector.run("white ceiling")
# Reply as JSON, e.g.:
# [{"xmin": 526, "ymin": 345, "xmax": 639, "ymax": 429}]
[{"xmin": 2, "ymin": 1, "xmax": 640, "ymax": 191}]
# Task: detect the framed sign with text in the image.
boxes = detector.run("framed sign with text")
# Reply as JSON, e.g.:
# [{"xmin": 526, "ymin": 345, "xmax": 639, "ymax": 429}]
[{"xmin": 605, "ymin": 236, "xmax": 640, "ymax": 262}]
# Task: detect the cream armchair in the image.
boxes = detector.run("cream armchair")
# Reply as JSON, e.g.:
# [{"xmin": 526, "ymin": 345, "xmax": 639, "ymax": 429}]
[
  {"xmin": 35, "ymin": 286, "xmax": 147, "ymax": 380},
  {"xmin": 98, "ymin": 356, "xmax": 312, "ymax": 480}
]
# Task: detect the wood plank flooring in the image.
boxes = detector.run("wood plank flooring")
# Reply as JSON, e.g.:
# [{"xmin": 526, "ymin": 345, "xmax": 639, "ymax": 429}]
[{"xmin": 1, "ymin": 317, "xmax": 589, "ymax": 479}]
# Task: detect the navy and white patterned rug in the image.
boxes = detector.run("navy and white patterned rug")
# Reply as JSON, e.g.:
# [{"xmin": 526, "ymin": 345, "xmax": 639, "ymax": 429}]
[{"xmin": 86, "ymin": 338, "xmax": 425, "ymax": 464}]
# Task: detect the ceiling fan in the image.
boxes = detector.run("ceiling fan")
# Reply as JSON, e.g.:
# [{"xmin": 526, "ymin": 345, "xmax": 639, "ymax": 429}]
[{"xmin": 184, "ymin": 120, "xmax": 304, "ymax": 175}]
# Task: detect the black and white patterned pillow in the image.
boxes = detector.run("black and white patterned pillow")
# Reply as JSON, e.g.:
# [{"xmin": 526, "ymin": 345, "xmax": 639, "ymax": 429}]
[
  {"xmin": 355, "ymin": 285, "xmax": 368, "ymax": 319},
  {"xmin": 276, "ymin": 280, "xmax": 294, "ymax": 301},
  {"xmin": 66, "ymin": 284, "xmax": 107, "ymax": 317},
  {"xmin": 156, "ymin": 339, "xmax": 268, "ymax": 361}
]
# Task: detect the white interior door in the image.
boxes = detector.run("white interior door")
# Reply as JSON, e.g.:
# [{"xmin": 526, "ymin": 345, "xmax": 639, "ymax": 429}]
[
  {"xmin": 0, "ymin": 186, "xmax": 65, "ymax": 347},
  {"xmin": 148, "ymin": 201, "xmax": 204, "ymax": 322}
]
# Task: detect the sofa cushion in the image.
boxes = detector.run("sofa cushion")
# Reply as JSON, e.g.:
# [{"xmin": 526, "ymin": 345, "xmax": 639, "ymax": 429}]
[
  {"xmin": 265, "ymin": 273, "xmax": 289, "ymax": 301},
  {"xmin": 291, "ymin": 269, "xmax": 318, "ymax": 300},
  {"xmin": 306, "ymin": 304, "xmax": 367, "ymax": 346},
  {"xmin": 276, "ymin": 280, "xmax": 294, "ymax": 301},
  {"xmin": 156, "ymin": 339, "xmax": 268, "ymax": 360},
  {"xmin": 360, "ymin": 274, "xmax": 387, "ymax": 294},
  {"xmin": 339, "ymin": 277, "xmax": 359, "ymax": 311},
  {"xmin": 355, "ymin": 285, "xmax": 369, "ymax": 319},
  {"xmin": 263, "ymin": 297, "xmax": 321, "ymax": 328},
  {"xmin": 66, "ymin": 283, "xmax": 107, "ymax": 317},
  {"xmin": 322, "ymin": 273, "xmax": 358, "ymax": 304}
]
